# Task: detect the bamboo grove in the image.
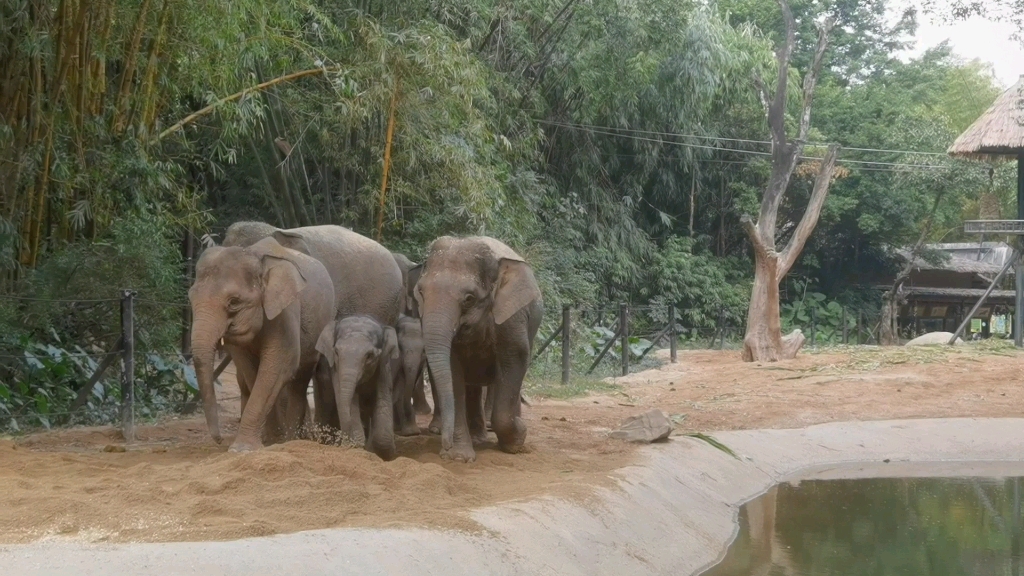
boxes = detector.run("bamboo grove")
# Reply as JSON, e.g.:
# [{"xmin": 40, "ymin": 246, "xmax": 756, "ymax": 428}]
[{"xmin": 0, "ymin": 0, "xmax": 1016, "ymax": 356}]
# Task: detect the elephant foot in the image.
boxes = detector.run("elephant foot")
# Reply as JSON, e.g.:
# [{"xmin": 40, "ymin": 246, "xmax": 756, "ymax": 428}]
[
  {"xmin": 471, "ymin": 429, "xmax": 490, "ymax": 445},
  {"xmin": 440, "ymin": 445, "xmax": 477, "ymax": 463},
  {"xmin": 228, "ymin": 437, "xmax": 263, "ymax": 453},
  {"xmin": 396, "ymin": 422, "xmax": 421, "ymax": 437},
  {"xmin": 372, "ymin": 442, "xmax": 397, "ymax": 461},
  {"xmin": 427, "ymin": 415, "xmax": 442, "ymax": 435},
  {"xmin": 494, "ymin": 417, "xmax": 527, "ymax": 454}
]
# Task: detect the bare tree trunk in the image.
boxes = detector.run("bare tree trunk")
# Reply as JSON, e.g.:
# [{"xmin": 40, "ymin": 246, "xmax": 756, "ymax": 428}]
[{"xmin": 740, "ymin": 0, "xmax": 836, "ymax": 362}]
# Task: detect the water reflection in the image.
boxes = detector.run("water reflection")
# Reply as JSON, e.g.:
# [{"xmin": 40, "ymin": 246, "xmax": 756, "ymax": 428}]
[{"xmin": 703, "ymin": 477, "xmax": 1024, "ymax": 576}]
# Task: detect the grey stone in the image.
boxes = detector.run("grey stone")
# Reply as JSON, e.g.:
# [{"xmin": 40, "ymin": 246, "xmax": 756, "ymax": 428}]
[
  {"xmin": 609, "ymin": 409, "xmax": 673, "ymax": 443},
  {"xmin": 905, "ymin": 332, "xmax": 962, "ymax": 347}
]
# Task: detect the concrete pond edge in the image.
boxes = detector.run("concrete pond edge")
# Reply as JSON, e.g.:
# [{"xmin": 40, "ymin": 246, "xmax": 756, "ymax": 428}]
[{"xmin": 3, "ymin": 417, "xmax": 1024, "ymax": 575}]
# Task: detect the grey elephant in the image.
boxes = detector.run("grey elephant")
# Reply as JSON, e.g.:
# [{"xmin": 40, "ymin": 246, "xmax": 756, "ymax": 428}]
[
  {"xmin": 189, "ymin": 237, "xmax": 337, "ymax": 452},
  {"xmin": 223, "ymin": 222, "xmax": 405, "ymax": 430},
  {"xmin": 393, "ymin": 315, "xmax": 425, "ymax": 436},
  {"xmin": 315, "ymin": 315, "xmax": 399, "ymax": 460},
  {"xmin": 413, "ymin": 236, "xmax": 542, "ymax": 462},
  {"xmin": 392, "ymin": 252, "xmax": 431, "ymax": 415}
]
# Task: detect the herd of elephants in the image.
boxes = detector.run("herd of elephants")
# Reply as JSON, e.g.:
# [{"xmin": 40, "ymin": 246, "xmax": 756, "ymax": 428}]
[{"xmin": 188, "ymin": 222, "xmax": 543, "ymax": 463}]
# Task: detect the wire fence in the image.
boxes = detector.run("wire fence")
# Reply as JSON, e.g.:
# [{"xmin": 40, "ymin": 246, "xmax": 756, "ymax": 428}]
[
  {"xmin": 532, "ymin": 302, "xmax": 886, "ymax": 384},
  {"xmin": 0, "ymin": 290, "xmax": 201, "ymax": 436}
]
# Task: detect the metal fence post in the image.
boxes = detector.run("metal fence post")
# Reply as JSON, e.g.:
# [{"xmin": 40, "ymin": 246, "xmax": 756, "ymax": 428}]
[
  {"xmin": 561, "ymin": 304, "xmax": 571, "ymax": 386},
  {"xmin": 620, "ymin": 303, "xmax": 629, "ymax": 376},
  {"xmin": 120, "ymin": 290, "xmax": 136, "ymax": 441},
  {"xmin": 182, "ymin": 230, "xmax": 194, "ymax": 358},
  {"xmin": 668, "ymin": 304, "xmax": 677, "ymax": 363},
  {"xmin": 857, "ymin": 310, "xmax": 863, "ymax": 345},
  {"xmin": 842, "ymin": 307, "xmax": 848, "ymax": 345}
]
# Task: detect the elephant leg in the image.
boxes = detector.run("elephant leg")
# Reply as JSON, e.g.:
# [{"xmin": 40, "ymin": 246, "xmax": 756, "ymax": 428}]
[
  {"xmin": 395, "ymin": 356, "xmax": 420, "ymax": 437},
  {"xmin": 280, "ymin": 366, "xmax": 313, "ymax": 441},
  {"xmin": 230, "ymin": 345, "xmax": 295, "ymax": 453},
  {"xmin": 227, "ymin": 347, "xmax": 258, "ymax": 425},
  {"xmin": 427, "ymin": 363, "xmax": 442, "ymax": 435},
  {"xmin": 312, "ymin": 360, "xmax": 339, "ymax": 433},
  {"xmin": 443, "ymin": 356, "xmax": 476, "ymax": 463},
  {"xmin": 412, "ymin": 368, "xmax": 431, "ymax": 415},
  {"xmin": 466, "ymin": 385, "xmax": 488, "ymax": 445},
  {"xmin": 371, "ymin": 367, "xmax": 396, "ymax": 460},
  {"xmin": 483, "ymin": 385, "xmax": 495, "ymax": 430},
  {"xmin": 492, "ymin": 346, "xmax": 529, "ymax": 454}
]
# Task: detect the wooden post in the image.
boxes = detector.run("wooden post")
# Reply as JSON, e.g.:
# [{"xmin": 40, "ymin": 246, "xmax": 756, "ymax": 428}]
[
  {"xmin": 620, "ymin": 303, "xmax": 629, "ymax": 376},
  {"xmin": 669, "ymin": 304, "xmax": 677, "ymax": 363},
  {"xmin": 120, "ymin": 290, "xmax": 136, "ymax": 441},
  {"xmin": 842, "ymin": 307, "xmax": 848, "ymax": 344},
  {"xmin": 561, "ymin": 304, "xmax": 571, "ymax": 386},
  {"xmin": 858, "ymin": 310, "xmax": 863, "ymax": 345},
  {"xmin": 719, "ymin": 306, "xmax": 726, "ymax": 350}
]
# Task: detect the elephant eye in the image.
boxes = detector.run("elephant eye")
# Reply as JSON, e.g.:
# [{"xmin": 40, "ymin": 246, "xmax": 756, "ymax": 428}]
[
  {"xmin": 227, "ymin": 297, "xmax": 242, "ymax": 312},
  {"xmin": 463, "ymin": 293, "xmax": 476, "ymax": 307}
]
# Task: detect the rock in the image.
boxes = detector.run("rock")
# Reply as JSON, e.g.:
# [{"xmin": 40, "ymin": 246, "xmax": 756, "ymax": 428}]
[
  {"xmin": 609, "ymin": 409, "xmax": 672, "ymax": 443},
  {"xmin": 905, "ymin": 332, "xmax": 962, "ymax": 347},
  {"xmin": 102, "ymin": 444, "xmax": 126, "ymax": 453}
]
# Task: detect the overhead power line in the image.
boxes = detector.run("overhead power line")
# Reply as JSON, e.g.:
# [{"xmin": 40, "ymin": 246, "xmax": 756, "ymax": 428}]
[{"xmin": 544, "ymin": 121, "xmax": 959, "ymax": 170}]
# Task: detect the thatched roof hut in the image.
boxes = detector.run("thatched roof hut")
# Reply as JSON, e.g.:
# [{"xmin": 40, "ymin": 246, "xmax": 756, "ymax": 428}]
[{"xmin": 948, "ymin": 76, "xmax": 1024, "ymax": 161}]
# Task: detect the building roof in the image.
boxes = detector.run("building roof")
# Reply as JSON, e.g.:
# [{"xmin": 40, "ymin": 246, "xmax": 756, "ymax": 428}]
[
  {"xmin": 899, "ymin": 286, "xmax": 1016, "ymax": 302},
  {"xmin": 949, "ymin": 76, "xmax": 1024, "ymax": 161},
  {"xmin": 895, "ymin": 242, "xmax": 1014, "ymax": 276}
]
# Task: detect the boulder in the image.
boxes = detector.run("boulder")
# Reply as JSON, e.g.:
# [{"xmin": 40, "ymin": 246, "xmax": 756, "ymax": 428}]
[
  {"xmin": 609, "ymin": 409, "xmax": 673, "ymax": 443},
  {"xmin": 905, "ymin": 332, "xmax": 962, "ymax": 347}
]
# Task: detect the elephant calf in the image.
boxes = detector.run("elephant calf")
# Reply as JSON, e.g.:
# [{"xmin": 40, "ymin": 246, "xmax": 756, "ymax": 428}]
[
  {"xmin": 393, "ymin": 315, "xmax": 425, "ymax": 437},
  {"xmin": 315, "ymin": 315, "xmax": 399, "ymax": 461}
]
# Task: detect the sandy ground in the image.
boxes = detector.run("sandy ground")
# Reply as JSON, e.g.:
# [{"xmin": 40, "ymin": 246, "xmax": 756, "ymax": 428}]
[{"xmin": 1, "ymin": 344, "xmax": 1022, "ymax": 544}]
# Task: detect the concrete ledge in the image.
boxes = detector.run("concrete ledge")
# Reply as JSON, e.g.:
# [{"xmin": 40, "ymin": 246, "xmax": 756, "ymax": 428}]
[{"xmin": 4, "ymin": 418, "xmax": 1024, "ymax": 575}]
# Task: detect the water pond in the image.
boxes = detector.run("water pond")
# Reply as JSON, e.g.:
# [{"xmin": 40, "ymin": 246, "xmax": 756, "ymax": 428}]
[{"xmin": 703, "ymin": 475, "xmax": 1024, "ymax": 576}]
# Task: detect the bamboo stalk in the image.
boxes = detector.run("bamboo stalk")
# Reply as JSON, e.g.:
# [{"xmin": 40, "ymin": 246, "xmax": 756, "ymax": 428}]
[
  {"xmin": 138, "ymin": 0, "xmax": 171, "ymax": 135},
  {"xmin": 375, "ymin": 80, "xmax": 399, "ymax": 242},
  {"xmin": 50, "ymin": 0, "xmax": 91, "ymax": 103},
  {"xmin": 112, "ymin": 0, "xmax": 153, "ymax": 133},
  {"xmin": 29, "ymin": 127, "xmax": 55, "ymax": 267},
  {"xmin": 91, "ymin": 0, "xmax": 114, "ymax": 115},
  {"xmin": 156, "ymin": 66, "xmax": 340, "ymax": 142}
]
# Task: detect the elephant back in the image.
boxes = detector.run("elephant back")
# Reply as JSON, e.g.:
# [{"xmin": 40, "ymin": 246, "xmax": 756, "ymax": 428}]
[{"xmin": 279, "ymin": 225, "xmax": 404, "ymax": 326}]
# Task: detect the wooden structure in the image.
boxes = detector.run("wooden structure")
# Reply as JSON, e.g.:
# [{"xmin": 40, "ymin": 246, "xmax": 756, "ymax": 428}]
[
  {"xmin": 948, "ymin": 76, "xmax": 1024, "ymax": 346},
  {"xmin": 886, "ymin": 243, "xmax": 1015, "ymax": 337}
]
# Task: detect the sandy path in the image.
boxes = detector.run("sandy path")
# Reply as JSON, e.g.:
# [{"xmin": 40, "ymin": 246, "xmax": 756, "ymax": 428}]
[{"xmin": 1, "ymin": 344, "xmax": 1022, "ymax": 544}]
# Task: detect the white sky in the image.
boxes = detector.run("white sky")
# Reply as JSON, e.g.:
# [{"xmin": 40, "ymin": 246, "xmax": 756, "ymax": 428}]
[{"xmin": 902, "ymin": 8, "xmax": 1024, "ymax": 88}]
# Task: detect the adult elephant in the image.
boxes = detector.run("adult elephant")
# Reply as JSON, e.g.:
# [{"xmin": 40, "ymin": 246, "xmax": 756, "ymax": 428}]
[
  {"xmin": 190, "ymin": 237, "xmax": 336, "ymax": 452},
  {"xmin": 413, "ymin": 236, "xmax": 542, "ymax": 462},
  {"xmin": 218, "ymin": 222, "xmax": 404, "ymax": 434},
  {"xmin": 392, "ymin": 251, "xmax": 432, "ymax": 415}
]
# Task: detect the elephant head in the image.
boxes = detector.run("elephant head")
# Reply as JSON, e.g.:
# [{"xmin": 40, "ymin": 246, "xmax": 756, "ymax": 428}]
[
  {"xmin": 316, "ymin": 316, "xmax": 400, "ymax": 460},
  {"xmin": 188, "ymin": 237, "xmax": 307, "ymax": 444},
  {"xmin": 412, "ymin": 236, "xmax": 541, "ymax": 454}
]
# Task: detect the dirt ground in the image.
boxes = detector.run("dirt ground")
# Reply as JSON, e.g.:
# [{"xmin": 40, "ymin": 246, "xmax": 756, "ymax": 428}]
[{"xmin": 2, "ymin": 343, "xmax": 1023, "ymax": 544}]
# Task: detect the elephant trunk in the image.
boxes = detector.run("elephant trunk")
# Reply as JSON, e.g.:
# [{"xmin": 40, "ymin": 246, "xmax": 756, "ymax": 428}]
[
  {"xmin": 190, "ymin": 308, "xmax": 226, "ymax": 444},
  {"xmin": 333, "ymin": 364, "xmax": 364, "ymax": 441},
  {"xmin": 421, "ymin": 309, "xmax": 458, "ymax": 452}
]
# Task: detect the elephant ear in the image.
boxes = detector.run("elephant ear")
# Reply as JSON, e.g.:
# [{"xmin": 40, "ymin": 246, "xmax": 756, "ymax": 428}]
[
  {"xmin": 250, "ymin": 237, "xmax": 307, "ymax": 320},
  {"xmin": 272, "ymin": 230, "xmax": 314, "ymax": 258},
  {"xmin": 383, "ymin": 326, "xmax": 400, "ymax": 362},
  {"xmin": 492, "ymin": 259, "xmax": 541, "ymax": 324},
  {"xmin": 476, "ymin": 238, "xmax": 540, "ymax": 325},
  {"xmin": 407, "ymin": 264, "xmax": 423, "ymax": 316},
  {"xmin": 316, "ymin": 323, "xmax": 337, "ymax": 367}
]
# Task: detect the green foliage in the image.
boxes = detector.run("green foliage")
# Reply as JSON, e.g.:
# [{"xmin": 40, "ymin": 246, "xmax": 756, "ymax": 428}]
[{"xmin": 781, "ymin": 280, "xmax": 857, "ymax": 345}]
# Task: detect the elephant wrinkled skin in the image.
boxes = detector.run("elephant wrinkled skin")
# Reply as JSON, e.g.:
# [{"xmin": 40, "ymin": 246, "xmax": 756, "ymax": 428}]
[
  {"xmin": 413, "ymin": 236, "xmax": 542, "ymax": 463},
  {"xmin": 189, "ymin": 237, "xmax": 336, "ymax": 452}
]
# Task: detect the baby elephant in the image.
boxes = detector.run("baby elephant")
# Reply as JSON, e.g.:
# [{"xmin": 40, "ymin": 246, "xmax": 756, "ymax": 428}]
[
  {"xmin": 393, "ymin": 316, "xmax": 425, "ymax": 437},
  {"xmin": 315, "ymin": 316, "xmax": 399, "ymax": 460}
]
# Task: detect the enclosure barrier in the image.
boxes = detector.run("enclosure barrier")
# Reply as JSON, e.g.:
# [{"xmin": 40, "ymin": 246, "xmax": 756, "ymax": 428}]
[{"xmin": 533, "ymin": 302, "xmax": 882, "ymax": 384}]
